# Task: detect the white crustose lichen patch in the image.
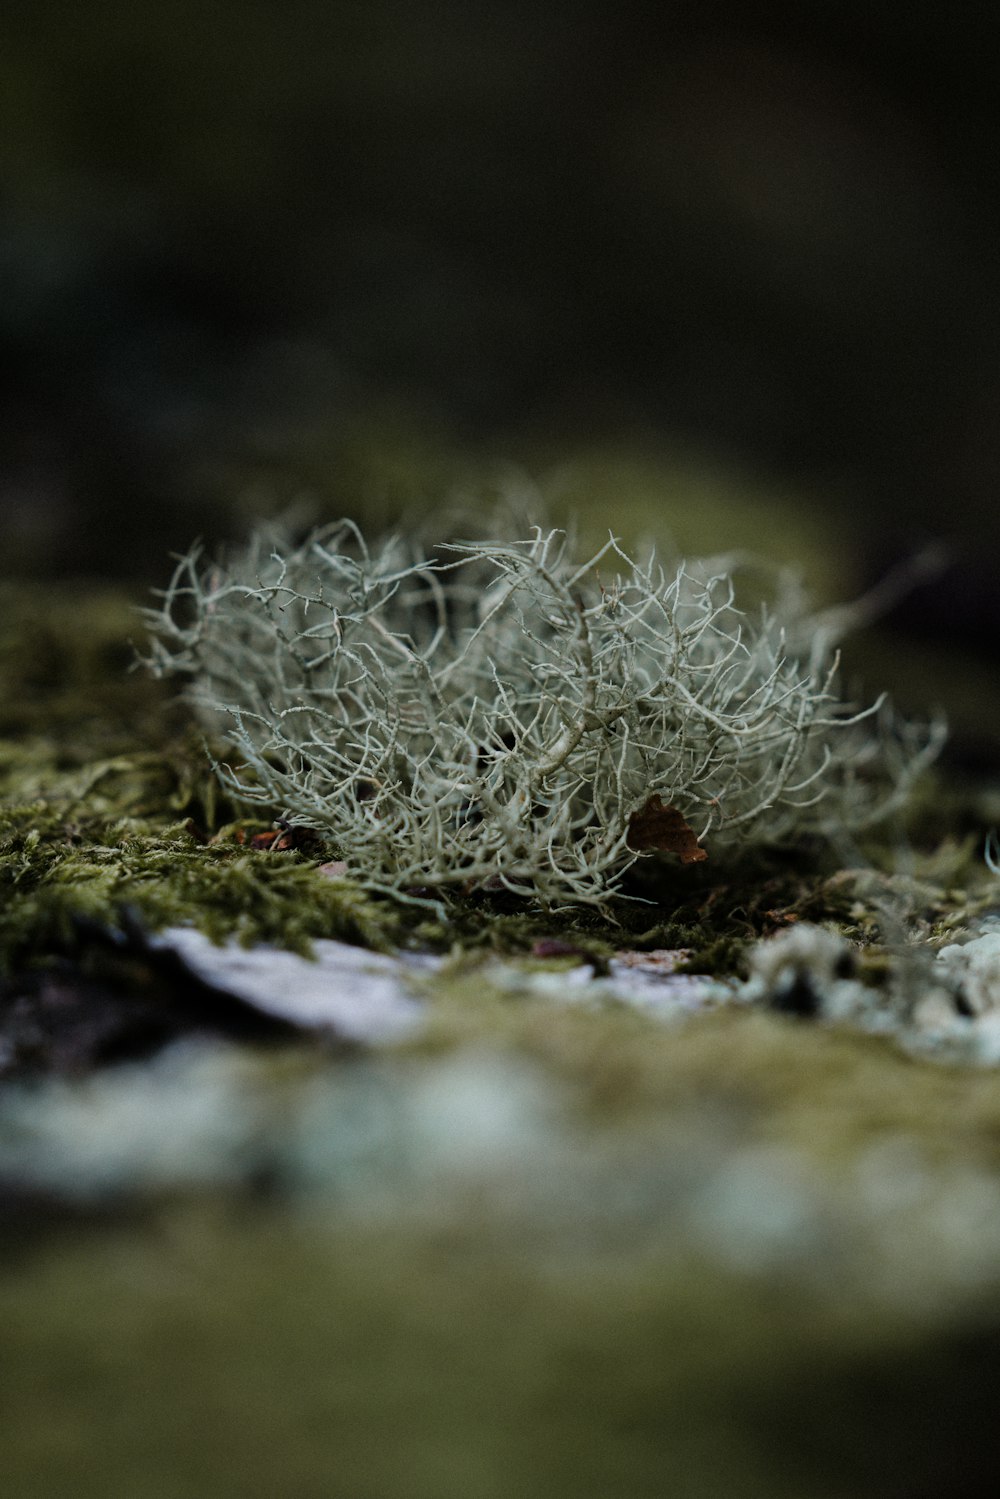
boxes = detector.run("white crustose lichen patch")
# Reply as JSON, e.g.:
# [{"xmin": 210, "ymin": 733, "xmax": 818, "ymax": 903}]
[{"xmin": 741, "ymin": 920, "xmax": 1000, "ymax": 1067}]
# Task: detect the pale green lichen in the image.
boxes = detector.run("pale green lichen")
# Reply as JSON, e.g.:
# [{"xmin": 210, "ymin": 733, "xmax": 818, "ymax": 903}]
[{"xmin": 144, "ymin": 518, "xmax": 943, "ymax": 910}]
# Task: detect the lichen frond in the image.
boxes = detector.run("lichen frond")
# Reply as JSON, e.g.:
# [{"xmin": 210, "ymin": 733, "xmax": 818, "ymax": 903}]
[{"xmin": 142, "ymin": 517, "xmax": 944, "ymax": 909}]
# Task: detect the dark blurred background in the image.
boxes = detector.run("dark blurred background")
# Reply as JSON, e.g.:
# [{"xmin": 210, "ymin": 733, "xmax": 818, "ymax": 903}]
[{"xmin": 1, "ymin": 1, "xmax": 998, "ymax": 744}]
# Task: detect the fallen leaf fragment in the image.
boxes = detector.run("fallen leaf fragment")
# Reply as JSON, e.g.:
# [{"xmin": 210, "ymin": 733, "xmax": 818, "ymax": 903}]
[
  {"xmin": 532, "ymin": 939, "xmax": 589, "ymax": 960},
  {"xmin": 626, "ymin": 795, "xmax": 707, "ymax": 862},
  {"xmin": 530, "ymin": 938, "xmax": 606, "ymax": 973},
  {"xmin": 250, "ymin": 824, "xmax": 320, "ymax": 852},
  {"xmin": 613, "ymin": 948, "xmax": 695, "ymax": 972},
  {"xmin": 250, "ymin": 829, "xmax": 283, "ymax": 850}
]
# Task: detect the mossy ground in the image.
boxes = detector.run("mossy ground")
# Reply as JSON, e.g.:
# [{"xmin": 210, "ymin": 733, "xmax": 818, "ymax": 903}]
[{"xmin": 6, "ymin": 573, "xmax": 1000, "ymax": 1498}]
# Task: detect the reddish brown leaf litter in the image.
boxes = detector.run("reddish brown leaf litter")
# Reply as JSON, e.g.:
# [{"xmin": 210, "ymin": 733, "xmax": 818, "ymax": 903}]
[
  {"xmin": 249, "ymin": 824, "xmax": 321, "ymax": 853},
  {"xmin": 626, "ymin": 795, "xmax": 707, "ymax": 863},
  {"xmin": 613, "ymin": 948, "xmax": 695, "ymax": 973}
]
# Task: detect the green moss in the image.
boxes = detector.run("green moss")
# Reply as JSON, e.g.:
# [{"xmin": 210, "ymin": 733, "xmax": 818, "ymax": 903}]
[
  {"xmin": 0, "ymin": 586, "xmax": 398, "ymax": 967},
  {"xmin": 0, "ymin": 816, "xmax": 396, "ymax": 969},
  {"xmin": 676, "ymin": 934, "xmax": 748, "ymax": 978}
]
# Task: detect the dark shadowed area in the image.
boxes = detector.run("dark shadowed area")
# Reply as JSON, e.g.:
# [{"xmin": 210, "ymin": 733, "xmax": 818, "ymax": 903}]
[{"xmin": 3, "ymin": 3, "xmax": 999, "ymax": 587}]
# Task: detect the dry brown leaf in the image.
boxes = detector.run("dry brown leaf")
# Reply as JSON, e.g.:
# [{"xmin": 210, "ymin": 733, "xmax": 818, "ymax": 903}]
[
  {"xmin": 626, "ymin": 794, "xmax": 707, "ymax": 863},
  {"xmin": 250, "ymin": 824, "xmax": 320, "ymax": 852}
]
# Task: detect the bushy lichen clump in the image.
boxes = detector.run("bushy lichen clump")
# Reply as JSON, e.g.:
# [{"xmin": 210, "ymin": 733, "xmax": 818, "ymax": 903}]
[
  {"xmin": 0, "ymin": 581, "xmax": 876, "ymax": 975},
  {"xmin": 145, "ymin": 519, "xmax": 941, "ymax": 908}
]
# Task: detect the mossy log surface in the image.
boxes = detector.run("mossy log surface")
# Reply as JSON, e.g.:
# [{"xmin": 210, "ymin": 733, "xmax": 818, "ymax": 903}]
[{"xmin": 4, "ymin": 579, "xmax": 1000, "ymax": 1498}]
